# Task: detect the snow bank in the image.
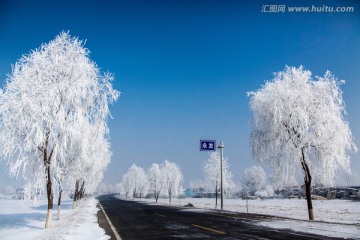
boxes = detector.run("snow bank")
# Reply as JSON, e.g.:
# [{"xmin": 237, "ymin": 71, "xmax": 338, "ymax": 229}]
[
  {"xmin": 0, "ymin": 196, "xmax": 109, "ymax": 240},
  {"xmin": 138, "ymin": 197, "xmax": 360, "ymax": 225},
  {"xmin": 257, "ymin": 220, "xmax": 359, "ymax": 239},
  {"xmin": 137, "ymin": 197, "xmax": 360, "ymax": 238}
]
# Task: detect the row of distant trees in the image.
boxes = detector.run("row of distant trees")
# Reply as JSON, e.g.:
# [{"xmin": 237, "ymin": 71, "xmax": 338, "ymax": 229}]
[
  {"xmin": 117, "ymin": 152, "xmax": 273, "ymax": 208},
  {"xmin": 194, "ymin": 159, "xmax": 272, "ymax": 200},
  {"xmin": 0, "ymin": 32, "xmax": 119, "ymax": 228},
  {"xmin": 118, "ymin": 149, "xmax": 357, "ymax": 210},
  {"xmin": 117, "ymin": 160, "xmax": 183, "ymax": 204}
]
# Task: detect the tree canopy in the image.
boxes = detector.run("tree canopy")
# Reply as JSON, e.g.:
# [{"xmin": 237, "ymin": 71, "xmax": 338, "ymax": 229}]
[
  {"xmin": 248, "ymin": 66, "xmax": 357, "ymax": 219},
  {"xmin": 248, "ymin": 66, "xmax": 357, "ymax": 187},
  {"xmin": 0, "ymin": 31, "xmax": 119, "ymax": 227}
]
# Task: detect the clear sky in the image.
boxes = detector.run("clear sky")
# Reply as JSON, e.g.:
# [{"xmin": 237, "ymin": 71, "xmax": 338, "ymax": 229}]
[{"xmin": 0, "ymin": 0, "xmax": 359, "ymax": 189}]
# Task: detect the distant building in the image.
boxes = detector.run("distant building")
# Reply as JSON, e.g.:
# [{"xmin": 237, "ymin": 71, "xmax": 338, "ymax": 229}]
[{"xmin": 184, "ymin": 188, "xmax": 196, "ymax": 197}]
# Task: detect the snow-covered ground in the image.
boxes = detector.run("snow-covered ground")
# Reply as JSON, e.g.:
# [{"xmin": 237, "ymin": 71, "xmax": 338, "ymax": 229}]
[
  {"xmin": 0, "ymin": 196, "xmax": 109, "ymax": 240},
  {"xmin": 140, "ymin": 197, "xmax": 360, "ymax": 224},
  {"xmin": 1, "ymin": 195, "xmax": 359, "ymax": 239},
  {"xmin": 138, "ymin": 197, "xmax": 360, "ymax": 239}
]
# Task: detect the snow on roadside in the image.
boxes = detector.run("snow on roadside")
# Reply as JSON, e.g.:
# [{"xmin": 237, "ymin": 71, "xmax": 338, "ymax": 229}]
[
  {"xmin": 138, "ymin": 197, "xmax": 360, "ymax": 225},
  {"xmin": 59, "ymin": 198, "xmax": 109, "ymax": 240},
  {"xmin": 256, "ymin": 220, "xmax": 360, "ymax": 239},
  {"xmin": 135, "ymin": 196, "xmax": 360, "ymax": 238},
  {"xmin": 0, "ymin": 196, "xmax": 109, "ymax": 240}
]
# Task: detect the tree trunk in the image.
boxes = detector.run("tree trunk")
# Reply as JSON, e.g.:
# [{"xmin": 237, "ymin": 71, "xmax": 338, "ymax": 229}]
[
  {"xmin": 79, "ymin": 180, "xmax": 85, "ymax": 199},
  {"xmin": 72, "ymin": 180, "xmax": 79, "ymax": 209},
  {"xmin": 81, "ymin": 187, "xmax": 85, "ymax": 199},
  {"xmin": 168, "ymin": 189, "xmax": 172, "ymax": 204},
  {"xmin": 45, "ymin": 164, "xmax": 53, "ymax": 228},
  {"xmin": 57, "ymin": 187, "xmax": 62, "ymax": 220},
  {"xmin": 301, "ymin": 148, "xmax": 314, "ymax": 220},
  {"xmin": 155, "ymin": 190, "xmax": 158, "ymax": 203}
]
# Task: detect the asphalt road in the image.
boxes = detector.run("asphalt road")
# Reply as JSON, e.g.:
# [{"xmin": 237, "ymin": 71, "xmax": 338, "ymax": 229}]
[{"xmin": 97, "ymin": 194, "xmax": 341, "ymax": 240}]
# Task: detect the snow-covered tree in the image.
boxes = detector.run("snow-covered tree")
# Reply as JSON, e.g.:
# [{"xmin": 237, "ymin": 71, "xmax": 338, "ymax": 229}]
[
  {"xmin": 162, "ymin": 160, "xmax": 183, "ymax": 204},
  {"xmin": 135, "ymin": 166, "xmax": 148, "ymax": 199},
  {"xmin": 189, "ymin": 179, "xmax": 207, "ymax": 189},
  {"xmin": 202, "ymin": 151, "xmax": 235, "ymax": 208},
  {"xmin": 147, "ymin": 163, "xmax": 163, "ymax": 202},
  {"xmin": 344, "ymin": 171, "xmax": 357, "ymax": 187},
  {"xmin": 121, "ymin": 164, "xmax": 148, "ymax": 199},
  {"xmin": 255, "ymin": 185, "xmax": 274, "ymax": 198},
  {"xmin": 248, "ymin": 66, "xmax": 357, "ymax": 220},
  {"xmin": 120, "ymin": 172, "xmax": 134, "ymax": 198},
  {"xmin": 0, "ymin": 32, "xmax": 119, "ymax": 227},
  {"xmin": 241, "ymin": 166, "xmax": 266, "ymax": 195},
  {"xmin": 69, "ymin": 119, "xmax": 112, "ymax": 209},
  {"xmin": 97, "ymin": 183, "xmax": 116, "ymax": 195}
]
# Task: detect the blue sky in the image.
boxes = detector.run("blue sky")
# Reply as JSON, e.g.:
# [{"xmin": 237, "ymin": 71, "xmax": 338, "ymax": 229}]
[{"xmin": 0, "ymin": 0, "xmax": 359, "ymax": 188}]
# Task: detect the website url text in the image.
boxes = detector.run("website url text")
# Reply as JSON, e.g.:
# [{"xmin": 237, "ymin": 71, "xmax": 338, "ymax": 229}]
[{"xmin": 261, "ymin": 5, "xmax": 355, "ymax": 13}]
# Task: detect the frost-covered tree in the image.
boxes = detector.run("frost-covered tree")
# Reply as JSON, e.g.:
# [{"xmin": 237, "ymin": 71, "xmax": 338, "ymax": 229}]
[
  {"xmin": 344, "ymin": 171, "xmax": 357, "ymax": 187},
  {"xmin": 255, "ymin": 185, "xmax": 274, "ymax": 198},
  {"xmin": 202, "ymin": 151, "xmax": 235, "ymax": 208},
  {"xmin": 135, "ymin": 166, "xmax": 148, "ymax": 199},
  {"xmin": 241, "ymin": 166, "xmax": 266, "ymax": 195},
  {"xmin": 162, "ymin": 160, "xmax": 183, "ymax": 204},
  {"xmin": 189, "ymin": 179, "xmax": 207, "ymax": 189},
  {"xmin": 248, "ymin": 66, "xmax": 357, "ymax": 220},
  {"xmin": 69, "ymin": 120, "xmax": 112, "ymax": 209},
  {"xmin": 121, "ymin": 164, "xmax": 148, "ymax": 199},
  {"xmin": 0, "ymin": 32, "xmax": 119, "ymax": 227},
  {"xmin": 147, "ymin": 163, "xmax": 163, "ymax": 202},
  {"xmin": 120, "ymin": 172, "xmax": 133, "ymax": 198}
]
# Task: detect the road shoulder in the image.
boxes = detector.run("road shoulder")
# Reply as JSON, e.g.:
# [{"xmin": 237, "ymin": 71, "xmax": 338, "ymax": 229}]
[{"xmin": 97, "ymin": 203, "xmax": 117, "ymax": 240}]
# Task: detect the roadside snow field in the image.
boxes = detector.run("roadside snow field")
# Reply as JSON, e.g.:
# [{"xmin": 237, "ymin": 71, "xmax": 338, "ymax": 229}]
[
  {"xmin": 137, "ymin": 197, "xmax": 360, "ymax": 239},
  {"xmin": 1, "ymin": 195, "xmax": 359, "ymax": 239},
  {"xmin": 0, "ymin": 196, "xmax": 109, "ymax": 240},
  {"xmin": 140, "ymin": 197, "xmax": 360, "ymax": 225}
]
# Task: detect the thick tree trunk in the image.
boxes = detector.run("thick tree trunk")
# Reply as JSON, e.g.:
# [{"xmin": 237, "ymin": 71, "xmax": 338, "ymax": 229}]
[
  {"xmin": 155, "ymin": 190, "xmax": 158, "ymax": 203},
  {"xmin": 301, "ymin": 148, "xmax": 314, "ymax": 220},
  {"xmin": 133, "ymin": 189, "xmax": 136, "ymax": 199},
  {"xmin": 45, "ymin": 165, "xmax": 53, "ymax": 228},
  {"xmin": 57, "ymin": 187, "xmax": 62, "ymax": 220},
  {"xmin": 81, "ymin": 187, "xmax": 85, "ymax": 199},
  {"xmin": 305, "ymin": 177, "xmax": 314, "ymax": 220},
  {"xmin": 79, "ymin": 180, "xmax": 85, "ymax": 199},
  {"xmin": 72, "ymin": 180, "xmax": 79, "ymax": 209}
]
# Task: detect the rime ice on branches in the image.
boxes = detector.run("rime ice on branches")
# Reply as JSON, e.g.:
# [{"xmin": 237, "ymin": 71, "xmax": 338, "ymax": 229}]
[
  {"xmin": 248, "ymin": 66, "xmax": 357, "ymax": 220},
  {"xmin": 0, "ymin": 31, "xmax": 119, "ymax": 228}
]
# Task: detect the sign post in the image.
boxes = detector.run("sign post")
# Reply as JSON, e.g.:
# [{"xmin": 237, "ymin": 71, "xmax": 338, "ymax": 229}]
[
  {"xmin": 217, "ymin": 141, "xmax": 224, "ymax": 210},
  {"xmin": 200, "ymin": 139, "xmax": 224, "ymax": 210}
]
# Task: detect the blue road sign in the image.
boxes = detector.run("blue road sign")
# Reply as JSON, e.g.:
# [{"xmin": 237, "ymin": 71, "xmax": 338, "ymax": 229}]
[{"xmin": 200, "ymin": 140, "xmax": 216, "ymax": 151}]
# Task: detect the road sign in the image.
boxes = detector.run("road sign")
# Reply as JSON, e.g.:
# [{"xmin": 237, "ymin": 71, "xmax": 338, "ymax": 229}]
[{"xmin": 200, "ymin": 140, "xmax": 216, "ymax": 151}]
